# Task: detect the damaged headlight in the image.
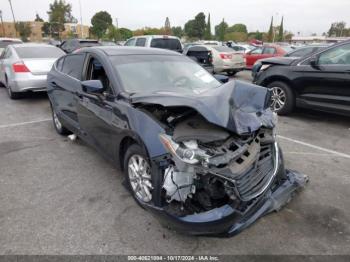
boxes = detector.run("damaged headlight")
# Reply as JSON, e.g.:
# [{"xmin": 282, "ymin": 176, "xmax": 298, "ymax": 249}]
[{"xmin": 159, "ymin": 134, "xmax": 210, "ymax": 165}]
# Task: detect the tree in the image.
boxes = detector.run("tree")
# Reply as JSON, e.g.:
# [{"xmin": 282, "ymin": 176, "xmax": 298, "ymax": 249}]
[
  {"xmin": 47, "ymin": 0, "xmax": 77, "ymax": 38},
  {"xmin": 119, "ymin": 28, "xmax": 133, "ymax": 40},
  {"xmin": 17, "ymin": 22, "xmax": 32, "ymax": 42},
  {"xmin": 227, "ymin": 23, "xmax": 247, "ymax": 34},
  {"xmin": 35, "ymin": 14, "xmax": 44, "ymax": 22},
  {"xmin": 224, "ymin": 32, "xmax": 247, "ymax": 42},
  {"xmin": 184, "ymin": 12, "xmax": 206, "ymax": 39},
  {"xmin": 171, "ymin": 26, "xmax": 184, "ymax": 38},
  {"xmin": 328, "ymin": 21, "xmax": 347, "ymax": 37},
  {"xmin": 267, "ymin": 16, "xmax": 273, "ymax": 42},
  {"xmin": 215, "ymin": 19, "xmax": 228, "ymax": 41},
  {"xmin": 164, "ymin": 17, "xmax": 171, "ymax": 35},
  {"xmin": 204, "ymin": 13, "xmax": 212, "ymax": 40},
  {"xmin": 90, "ymin": 11, "xmax": 113, "ymax": 39},
  {"xmin": 277, "ymin": 16, "xmax": 284, "ymax": 41}
]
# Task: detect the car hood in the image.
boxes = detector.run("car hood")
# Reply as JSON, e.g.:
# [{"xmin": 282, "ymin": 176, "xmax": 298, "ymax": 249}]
[
  {"xmin": 130, "ymin": 80, "xmax": 275, "ymax": 135},
  {"xmin": 259, "ymin": 56, "xmax": 298, "ymax": 65}
]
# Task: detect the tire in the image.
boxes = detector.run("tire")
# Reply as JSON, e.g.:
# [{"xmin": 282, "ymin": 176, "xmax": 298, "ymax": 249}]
[
  {"xmin": 6, "ymin": 84, "xmax": 21, "ymax": 100},
  {"xmin": 267, "ymin": 81, "xmax": 295, "ymax": 115},
  {"xmin": 123, "ymin": 144, "xmax": 155, "ymax": 205},
  {"xmin": 51, "ymin": 105, "xmax": 71, "ymax": 135}
]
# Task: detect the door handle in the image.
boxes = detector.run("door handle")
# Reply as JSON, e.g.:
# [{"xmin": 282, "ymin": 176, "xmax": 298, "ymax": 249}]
[{"xmin": 50, "ymin": 81, "xmax": 58, "ymax": 87}]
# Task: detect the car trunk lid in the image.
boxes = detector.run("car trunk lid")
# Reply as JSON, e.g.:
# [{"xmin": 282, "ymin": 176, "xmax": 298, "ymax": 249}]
[{"xmin": 22, "ymin": 58, "xmax": 57, "ymax": 75}]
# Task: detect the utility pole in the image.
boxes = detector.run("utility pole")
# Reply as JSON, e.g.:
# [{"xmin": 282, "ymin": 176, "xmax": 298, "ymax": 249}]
[
  {"xmin": 115, "ymin": 18, "xmax": 119, "ymax": 42},
  {"xmin": 8, "ymin": 0, "xmax": 17, "ymax": 36},
  {"xmin": 0, "ymin": 10, "xmax": 5, "ymax": 37},
  {"xmin": 79, "ymin": 0, "xmax": 83, "ymax": 38}
]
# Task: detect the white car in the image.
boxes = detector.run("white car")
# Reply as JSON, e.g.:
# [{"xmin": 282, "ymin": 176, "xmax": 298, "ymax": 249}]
[
  {"xmin": 124, "ymin": 35, "xmax": 183, "ymax": 52},
  {"xmin": 206, "ymin": 45, "xmax": 246, "ymax": 76},
  {"xmin": 0, "ymin": 37, "xmax": 22, "ymax": 54}
]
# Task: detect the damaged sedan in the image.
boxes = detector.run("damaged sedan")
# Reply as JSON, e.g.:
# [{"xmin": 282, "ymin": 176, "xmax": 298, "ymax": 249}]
[{"xmin": 47, "ymin": 46, "xmax": 308, "ymax": 236}]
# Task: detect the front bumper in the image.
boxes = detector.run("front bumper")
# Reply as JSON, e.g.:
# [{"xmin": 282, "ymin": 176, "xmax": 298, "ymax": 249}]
[{"xmin": 141, "ymin": 169, "xmax": 308, "ymax": 236}]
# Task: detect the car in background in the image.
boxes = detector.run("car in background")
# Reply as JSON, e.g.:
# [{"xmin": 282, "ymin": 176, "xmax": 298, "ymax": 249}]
[
  {"xmin": 0, "ymin": 43, "xmax": 65, "ymax": 99},
  {"xmin": 253, "ymin": 40, "xmax": 350, "ymax": 116},
  {"xmin": 48, "ymin": 39, "xmax": 61, "ymax": 47},
  {"xmin": 125, "ymin": 35, "xmax": 183, "ymax": 53},
  {"xmin": 60, "ymin": 39, "xmax": 101, "ymax": 53},
  {"xmin": 244, "ymin": 45, "xmax": 287, "ymax": 69},
  {"xmin": 0, "ymin": 38, "xmax": 23, "ymax": 53},
  {"xmin": 227, "ymin": 43, "xmax": 254, "ymax": 54},
  {"xmin": 47, "ymin": 46, "xmax": 307, "ymax": 236},
  {"xmin": 183, "ymin": 45, "xmax": 214, "ymax": 73},
  {"xmin": 101, "ymin": 41, "xmax": 117, "ymax": 46},
  {"xmin": 207, "ymin": 45, "xmax": 245, "ymax": 76}
]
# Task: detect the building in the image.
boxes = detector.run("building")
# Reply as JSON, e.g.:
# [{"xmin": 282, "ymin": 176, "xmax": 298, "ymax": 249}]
[{"xmin": 0, "ymin": 21, "xmax": 90, "ymax": 41}]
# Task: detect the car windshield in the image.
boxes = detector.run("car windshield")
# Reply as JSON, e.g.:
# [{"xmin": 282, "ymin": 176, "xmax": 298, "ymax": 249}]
[
  {"xmin": 111, "ymin": 55, "xmax": 221, "ymax": 94},
  {"xmin": 0, "ymin": 40, "xmax": 22, "ymax": 48},
  {"xmin": 150, "ymin": 38, "xmax": 182, "ymax": 51},
  {"xmin": 15, "ymin": 46, "xmax": 65, "ymax": 59}
]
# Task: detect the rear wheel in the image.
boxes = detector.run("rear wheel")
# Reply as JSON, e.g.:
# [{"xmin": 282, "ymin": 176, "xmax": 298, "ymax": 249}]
[
  {"xmin": 267, "ymin": 81, "xmax": 295, "ymax": 115},
  {"xmin": 124, "ymin": 144, "xmax": 154, "ymax": 204},
  {"xmin": 51, "ymin": 105, "xmax": 71, "ymax": 135},
  {"xmin": 7, "ymin": 85, "xmax": 21, "ymax": 100}
]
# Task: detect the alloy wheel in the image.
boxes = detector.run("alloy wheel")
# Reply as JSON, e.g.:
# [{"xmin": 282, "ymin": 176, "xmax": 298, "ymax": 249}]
[
  {"xmin": 53, "ymin": 111, "xmax": 62, "ymax": 130},
  {"xmin": 270, "ymin": 87, "xmax": 286, "ymax": 112},
  {"xmin": 128, "ymin": 155, "xmax": 153, "ymax": 202}
]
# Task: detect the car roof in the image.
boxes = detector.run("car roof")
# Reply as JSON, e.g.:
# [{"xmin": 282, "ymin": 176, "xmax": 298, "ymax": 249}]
[
  {"xmin": 83, "ymin": 46, "xmax": 183, "ymax": 56},
  {"xmin": 0, "ymin": 37, "xmax": 22, "ymax": 42},
  {"xmin": 11, "ymin": 43, "xmax": 58, "ymax": 48},
  {"xmin": 132, "ymin": 35, "xmax": 180, "ymax": 39}
]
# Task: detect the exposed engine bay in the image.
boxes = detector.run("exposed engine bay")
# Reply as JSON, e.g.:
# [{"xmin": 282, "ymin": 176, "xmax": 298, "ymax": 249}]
[{"xmin": 140, "ymin": 104, "xmax": 283, "ymax": 217}]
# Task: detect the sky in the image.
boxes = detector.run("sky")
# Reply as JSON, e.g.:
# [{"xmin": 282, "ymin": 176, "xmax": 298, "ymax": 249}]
[{"xmin": 0, "ymin": 0, "xmax": 349, "ymax": 36}]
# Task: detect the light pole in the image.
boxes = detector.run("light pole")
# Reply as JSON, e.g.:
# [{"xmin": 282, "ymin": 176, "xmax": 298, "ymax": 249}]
[
  {"xmin": 0, "ymin": 10, "xmax": 5, "ymax": 37},
  {"xmin": 8, "ymin": 0, "xmax": 17, "ymax": 36},
  {"xmin": 79, "ymin": 0, "xmax": 83, "ymax": 38}
]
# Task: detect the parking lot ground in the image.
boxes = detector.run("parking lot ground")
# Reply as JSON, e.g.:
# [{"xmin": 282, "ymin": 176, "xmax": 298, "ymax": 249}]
[{"xmin": 0, "ymin": 71, "xmax": 350, "ymax": 255}]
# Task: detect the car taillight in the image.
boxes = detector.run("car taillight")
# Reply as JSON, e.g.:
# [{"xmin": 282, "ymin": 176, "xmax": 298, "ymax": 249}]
[
  {"xmin": 12, "ymin": 62, "xmax": 30, "ymax": 73},
  {"xmin": 220, "ymin": 53, "xmax": 232, "ymax": 59}
]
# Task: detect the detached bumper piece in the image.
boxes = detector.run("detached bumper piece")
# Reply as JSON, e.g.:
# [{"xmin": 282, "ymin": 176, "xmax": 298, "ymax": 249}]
[{"xmin": 142, "ymin": 170, "xmax": 308, "ymax": 236}]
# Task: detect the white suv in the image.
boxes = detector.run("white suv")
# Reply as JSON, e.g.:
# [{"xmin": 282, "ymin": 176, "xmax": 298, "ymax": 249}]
[{"xmin": 124, "ymin": 35, "xmax": 182, "ymax": 53}]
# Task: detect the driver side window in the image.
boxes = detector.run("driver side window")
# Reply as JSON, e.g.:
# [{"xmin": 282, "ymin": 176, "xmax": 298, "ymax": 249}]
[
  {"xmin": 85, "ymin": 57, "xmax": 113, "ymax": 94},
  {"xmin": 318, "ymin": 43, "xmax": 350, "ymax": 65},
  {"xmin": 251, "ymin": 48, "xmax": 263, "ymax": 54}
]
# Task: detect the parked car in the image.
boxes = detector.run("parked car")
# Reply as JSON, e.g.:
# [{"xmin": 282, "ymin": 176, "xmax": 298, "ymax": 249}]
[
  {"xmin": 47, "ymin": 46, "xmax": 307, "ymax": 236},
  {"xmin": 244, "ymin": 45, "xmax": 287, "ymax": 69},
  {"xmin": 227, "ymin": 43, "xmax": 254, "ymax": 53},
  {"xmin": 101, "ymin": 41, "xmax": 117, "ymax": 46},
  {"xmin": 124, "ymin": 35, "xmax": 183, "ymax": 53},
  {"xmin": 251, "ymin": 45, "xmax": 329, "ymax": 78},
  {"xmin": 60, "ymin": 39, "xmax": 101, "ymax": 53},
  {"xmin": 0, "ymin": 43, "xmax": 65, "ymax": 99},
  {"xmin": 0, "ymin": 37, "xmax": 22, "ymax": 53},
  {"xmin": 183, "ymin": 45, "xmax": 214, "ymax": 73},
  {"xmin": 48, "ymin": 39, "xmax": 61, "ymax": 47},
  {"xmin": 253, "ymin": 40, "xmax": 350, "ymax": 116},
  {"xmin": 207, "ymin": 45, "xmax": 245, "ymax": 75}
]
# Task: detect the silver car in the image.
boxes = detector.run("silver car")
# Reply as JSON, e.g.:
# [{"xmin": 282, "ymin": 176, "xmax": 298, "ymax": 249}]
[{"xmin": 0, "ymin": 43, "xmax": 65, "ymax": 99}]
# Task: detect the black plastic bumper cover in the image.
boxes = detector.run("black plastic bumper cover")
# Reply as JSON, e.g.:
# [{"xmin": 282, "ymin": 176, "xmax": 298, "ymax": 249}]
[{"xmin": 141, "ymin": 170, "xmax": 308, "ymax": 237}]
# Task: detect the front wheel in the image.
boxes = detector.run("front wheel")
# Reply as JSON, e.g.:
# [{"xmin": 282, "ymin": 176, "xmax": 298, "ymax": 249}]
[
  {"xmin": 267, "ymin": 81, "xmax": 295, "ymax": 115},
  {"xmin": 51, "ymin": 105, "xmax": 71, "ymax": 135},
  {"xmin": 124, "ymin": 144, "xmax": 154, "ymax": 204}
]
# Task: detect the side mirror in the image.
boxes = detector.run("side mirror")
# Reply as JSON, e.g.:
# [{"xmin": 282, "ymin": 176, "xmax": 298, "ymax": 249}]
[
  {"xmin": 82, "ymin": 80, "xmax": 104, "ymax": 94},
  {"xmin": 213, "ymin": 74, "xmax": 229, "ymax": 84},
  {"xmin": 309, "ymin": 56, "xmax": 319, "ymax": 68}
]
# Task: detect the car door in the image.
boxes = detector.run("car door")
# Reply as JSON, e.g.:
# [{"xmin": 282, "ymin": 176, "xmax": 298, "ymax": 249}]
[
  {"xmin": 297, "ymin": 42, "xmax": 350, "ymax": 113},
  {"xmin": 245, "ymin": 47, "xmax": 263, "ymax": 68},
  {"xmin": 0, "ymin": 48, "xmax": 14, "ymax": 85},
  {"xmin": 261, "ymin": 46, "xmax": 277, "ymax": 59},
  {"xmin": 0, "ymin": 48, "xmax": 7, "ymax": 83},
  {"xmin": 76, "ymin": 54, "xmax": 122, "ymax": 159},
  {"xmin": 135, "ymin": 38, "xmax": 146, "ymax": 47},
  {"xmin": 48, "ymin": 53, "xmax": 86, "ymax": 132}
]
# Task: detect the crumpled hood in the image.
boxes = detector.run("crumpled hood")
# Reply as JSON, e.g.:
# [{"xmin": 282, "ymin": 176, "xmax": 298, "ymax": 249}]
[
  {"xmin": 130, "ymin": 80, "xmax": 276, "ymax": 135},
  {"xmin": 259, "ymin": 56, "xmax": 297, "ymax": 66}
]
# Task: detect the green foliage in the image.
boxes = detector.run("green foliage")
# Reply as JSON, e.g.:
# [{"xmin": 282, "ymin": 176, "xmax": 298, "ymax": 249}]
[
  {"xmin": 267, "ymin": 16, "xmax": 273, "ymax": 42},
  {"xmin": 35, "ymin": 14, "xmax": 44, "ymax": 22},
  {"xmin": 172, "ymin": 26, "xmax": 184, "ymax": 38},
  {"xmin": 224, "ymin": 32, "xmax": 247, "ymax": 42},
  {"xmin": 106, "ymin": 25, "xmax": 119, "ymax": 41},
  {"xmin": 134, "ymin": 27, "xmax": 164, "ymax": 36},
  {"xmin": 47, "ymin": 0, "xmax": 77, "ymax": 37},
  {"xmin": 277, "ymin": 17, "xmax": 284, "ymax": 41},
  {"xmin": 204, "ymin": 13, "xmax": 212, "ymax": 40},
  {"xmin": 215, "ymin": 19, "xmax": 228, "ymax": 41},
  {"xmin": 91, "ymin": 11, "xmax": 113, "ymax": 39},
  {"xmin": 227, "ymin": 23, "xmax": 247, "ymax": 34},
  {"xmin": 119, "ymin": 28, "xmax": 133, "ymax": 40},
  {"xmin": 164, "ymin": 17, "xmax": 171, "ymax": 35},
  {"xmin": 184, "ymin": 12, "xmax": 206, "ymax": 39},
  {"xmin": 16, "ymin": 22, "xmax": 32, "ymax": 42},
  {"xmin": 328, "ymin": 21, "xmax": 348, "ymax": 37}
]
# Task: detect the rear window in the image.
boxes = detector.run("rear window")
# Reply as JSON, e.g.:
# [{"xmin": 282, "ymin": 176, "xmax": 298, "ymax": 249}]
[
  {"xmin": 212, "ymin": 46, "xmax": 233, "ymax": 52},
  {"xmin": 150, "ymin": 38, "xmax": 182, "ymax": 51},
  {"xmin": 0, "ymin": 40, "xmax": 22, "ymax": 48},
  {"xmin": 15, "ymin": 46, "xmax": 65, "ymax": 59}
]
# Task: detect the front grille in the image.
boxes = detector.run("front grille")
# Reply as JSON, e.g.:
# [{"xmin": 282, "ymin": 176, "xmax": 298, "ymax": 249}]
[{"xmin": 235, "ymin": 143, "xmax": 275, "ymax": 201}]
